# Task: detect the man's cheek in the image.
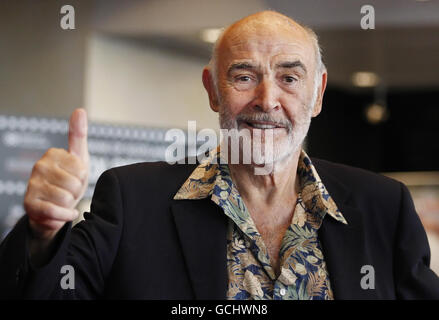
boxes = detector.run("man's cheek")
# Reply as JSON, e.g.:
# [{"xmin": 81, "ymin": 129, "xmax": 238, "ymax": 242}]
[{"xmin": 223, "ymin": 99, "xmax": 248, "ymax": 116}]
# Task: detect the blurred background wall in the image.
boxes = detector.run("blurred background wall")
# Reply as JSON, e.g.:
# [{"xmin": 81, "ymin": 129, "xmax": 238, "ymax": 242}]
[
  {"xmin": 1, "ymin": 0, "xmax": 438, "ymax": 274},
  {"xmin": 84, "ymin": 34, "xmax": 216, "ymax": 129},
  {"xmin": 0, "ymin": 0, "xmax": 90, "ymax": 117}
]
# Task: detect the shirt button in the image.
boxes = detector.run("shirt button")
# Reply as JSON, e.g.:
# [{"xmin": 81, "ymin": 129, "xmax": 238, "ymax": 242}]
[{"xmin": 280, "ymin": 288, "xmax": 286, "ymax": 296}]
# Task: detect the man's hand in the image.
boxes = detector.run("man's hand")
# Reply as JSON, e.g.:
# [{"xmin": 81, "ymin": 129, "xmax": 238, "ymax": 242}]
[{"xmin": 24, "ymin": 108, "xmax": 89, "ymax": 241}]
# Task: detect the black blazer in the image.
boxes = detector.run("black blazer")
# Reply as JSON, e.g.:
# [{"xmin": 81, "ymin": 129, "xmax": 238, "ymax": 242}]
[{"xmin": 1, "ymin": 158, "xmax": 438, "ymax": 299}]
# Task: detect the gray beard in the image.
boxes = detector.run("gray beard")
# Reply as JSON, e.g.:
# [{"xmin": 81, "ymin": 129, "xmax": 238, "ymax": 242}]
[{"xmin": 218, "ymin": 106, "xmax": 312, "ymax": 167}]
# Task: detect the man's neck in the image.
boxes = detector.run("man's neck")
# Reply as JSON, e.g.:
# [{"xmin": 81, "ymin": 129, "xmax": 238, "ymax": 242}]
[
  {"xmin": 228, "ymin": 149, "xmax": 301, "ymax": 209},
  {"xmin": 227, "ymin": 149, "xmax": 302, "ymax": 276}
]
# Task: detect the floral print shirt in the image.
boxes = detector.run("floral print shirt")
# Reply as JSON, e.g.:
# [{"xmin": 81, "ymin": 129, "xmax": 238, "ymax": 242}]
[{"xmin": 174, "ymin": 148, "xmax": 348, "ymax": 300}]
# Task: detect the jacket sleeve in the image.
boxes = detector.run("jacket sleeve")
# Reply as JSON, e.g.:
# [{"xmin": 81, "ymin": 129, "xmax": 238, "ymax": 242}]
[
  {"xmin": 394, "ymin": 182, "xmax": 439, "ymax": 299},
  {"xmin": 0, "ymin": 168, "xmax": 124, "ymax": 299}
]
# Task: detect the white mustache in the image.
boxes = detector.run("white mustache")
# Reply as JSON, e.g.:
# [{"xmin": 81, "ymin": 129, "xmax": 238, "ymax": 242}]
[{"xmin": 236, "ymin": 114, "xmax": 293, "ymax": 132}]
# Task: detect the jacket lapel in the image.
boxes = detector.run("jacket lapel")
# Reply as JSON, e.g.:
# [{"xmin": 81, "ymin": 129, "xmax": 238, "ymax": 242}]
[
  {"xmin": 171, "ymin": 198, "xmax": 228, "ymax": 299},
  {"xmin": 316, "ymin": 162, "xmax": 378, "ymax": 299},
  {"xmin": 319, "ymin": 204, "xmax": 377, "ymax": 299}
]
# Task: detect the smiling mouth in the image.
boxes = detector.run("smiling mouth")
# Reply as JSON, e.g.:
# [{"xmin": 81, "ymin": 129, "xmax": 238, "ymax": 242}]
[{"xmin": 242, "ymin": 120, "xmax": 286, "ymax": 130}]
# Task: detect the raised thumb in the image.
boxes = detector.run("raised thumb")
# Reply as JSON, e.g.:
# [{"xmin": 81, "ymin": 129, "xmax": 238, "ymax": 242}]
[{"xmin": 68, "ymin": 108, "xmax": 89, "ymax": 163}]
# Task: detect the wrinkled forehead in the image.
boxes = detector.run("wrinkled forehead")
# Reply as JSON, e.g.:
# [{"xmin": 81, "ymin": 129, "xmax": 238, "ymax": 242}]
[
  {"xmin": 217, "ymin": 21, "xmax": 315, "ymax": 69},
  {"xmin": 223, "ymin": 39, "xmax": 309, "ymax": 59}
]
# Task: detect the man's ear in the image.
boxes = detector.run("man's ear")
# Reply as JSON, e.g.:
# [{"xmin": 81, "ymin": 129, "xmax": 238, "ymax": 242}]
[
  {"xmin": 202, "ymin": 67, "xmax": 219, "ymax": 112},
  {"xmin": 312, "ymin": 70, "xmax": 328, "ymax": 117}
]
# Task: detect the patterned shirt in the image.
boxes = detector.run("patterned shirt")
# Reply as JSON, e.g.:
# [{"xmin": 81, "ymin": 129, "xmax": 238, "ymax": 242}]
[{"xmin": 174, "ymin": 147, "xmax": 348, "ymax": 300}]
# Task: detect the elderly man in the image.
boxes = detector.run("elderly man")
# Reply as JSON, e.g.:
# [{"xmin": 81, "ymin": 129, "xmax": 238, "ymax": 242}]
[{"xmin": 1, "ymin": 11, "xmax": 438, "ymax": 300}]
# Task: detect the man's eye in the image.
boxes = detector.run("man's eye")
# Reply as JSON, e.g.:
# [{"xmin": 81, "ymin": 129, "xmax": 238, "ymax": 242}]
[
  {"xmin": 237, "ymin": 75, "xmax": 251, "ymax": 82},
  {"xmin": 283, "ymin": 76, "xmax": 297, "ymax": 83}
]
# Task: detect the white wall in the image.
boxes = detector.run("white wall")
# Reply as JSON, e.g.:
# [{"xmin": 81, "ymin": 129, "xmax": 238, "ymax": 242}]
[{"xmin": 84, "ymin": 34, "xmax": 219, "ymax": 131}]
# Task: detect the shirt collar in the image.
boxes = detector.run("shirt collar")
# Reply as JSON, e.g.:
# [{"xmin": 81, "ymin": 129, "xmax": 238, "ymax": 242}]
[
  {"xmin": 173, "ymin": 147, "xmax": 220, "ymax": 200},
  {"xmin": 173, "ymin": 146, "xmax": 347, "ymax": 225}
]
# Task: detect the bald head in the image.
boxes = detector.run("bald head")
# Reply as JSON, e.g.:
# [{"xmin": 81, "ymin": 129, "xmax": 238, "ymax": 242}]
[
  {"xmin": 208, "ymin": 11, "xmax": 325, "ymax": 99},
  {"xmin": 220, "ymin": 11, "xmax": 310, "ymax": 42}
]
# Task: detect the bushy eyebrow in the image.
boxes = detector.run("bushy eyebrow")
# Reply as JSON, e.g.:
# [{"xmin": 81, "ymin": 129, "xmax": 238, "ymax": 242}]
[
  {"xmin": 275, "ymin": 60, "xmax": 307, "ymax": 74},
  {"xmin": 227, "ymin": 60, "xmax": 307, "ymax": 76},
  {"xmin": 227, "ymin": 62, "xmax": 256, "ymax": 75}
]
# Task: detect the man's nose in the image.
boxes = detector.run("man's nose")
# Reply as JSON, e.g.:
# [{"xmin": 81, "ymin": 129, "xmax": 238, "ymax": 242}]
[{"xmin": 252, "ymin": 78, "xmax": 281, "ymax": 112}]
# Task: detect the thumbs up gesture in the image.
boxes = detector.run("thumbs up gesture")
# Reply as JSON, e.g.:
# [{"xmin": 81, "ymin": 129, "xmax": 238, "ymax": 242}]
[{"xmin": 24, "ymin": 109, "xmax": 90, "ymax": 240}]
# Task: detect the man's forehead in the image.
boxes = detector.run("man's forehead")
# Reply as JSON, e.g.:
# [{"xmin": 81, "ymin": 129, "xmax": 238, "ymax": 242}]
[
  {"xmin": 225, "ymin": 39, "xmax": 308, "ymax": 56},
  {"xmin": 219, "ymin": 34, "xmax": 313, "ymax": 69},
  {"xmin": 222, "ymin": 12, "xmax": 310, "ymax": 44},
  {"xmin": 228, "ymin": 11, "xmax": 306, "ymax": 35},
  {"xmin": 218, "ymin": 21, "xmax": 313, "ymax": 61}
]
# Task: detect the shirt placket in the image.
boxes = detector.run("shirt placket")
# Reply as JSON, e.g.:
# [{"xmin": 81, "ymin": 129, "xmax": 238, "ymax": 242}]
[{"xmin": 214, "ymin": 166, "xmax": 278, "ymax": 298}]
